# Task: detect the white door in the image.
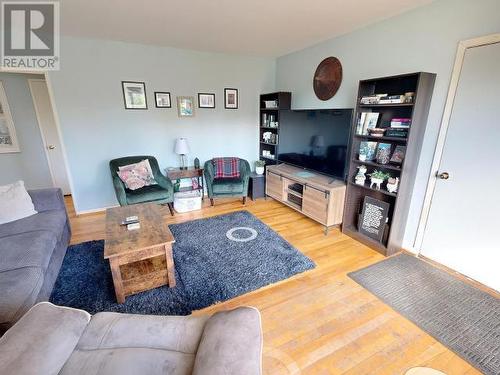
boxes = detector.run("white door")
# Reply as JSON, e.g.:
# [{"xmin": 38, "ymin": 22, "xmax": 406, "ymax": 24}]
[
  {"xmin": 29, "ymin": 79, "xmax": 71, "ymax": 195},
  {"xmin": 420, "ymin": 41, "xmax": 500, "ymax": 291}
]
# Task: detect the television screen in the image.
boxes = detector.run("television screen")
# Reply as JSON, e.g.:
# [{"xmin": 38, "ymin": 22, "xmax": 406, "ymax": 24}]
[{"xmin": 277, "ymin": 109, "xmax": 353, "ymax": 180}]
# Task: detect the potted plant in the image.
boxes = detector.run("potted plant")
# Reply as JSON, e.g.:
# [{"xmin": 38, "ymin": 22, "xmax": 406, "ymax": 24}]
[
  {"xmin": 255, "ymin": 160, "xmax": 266, "ymax": 175},
  {"xmin": 369, "ymin": 170, "xmax": 390, "ymax": 190}
]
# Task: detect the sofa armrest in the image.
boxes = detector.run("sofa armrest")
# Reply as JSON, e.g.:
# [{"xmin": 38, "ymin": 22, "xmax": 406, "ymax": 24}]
[
  {"xmin": 28, "ymin": 188, "xmax": 65, "ymax": 212},
  {"xmin": 0, "ymin": 302, "xmax": 90, "ymax": 375},
  {"xmin": 193, "ymin": 307, "xmax": 262, "ymax": 375}
]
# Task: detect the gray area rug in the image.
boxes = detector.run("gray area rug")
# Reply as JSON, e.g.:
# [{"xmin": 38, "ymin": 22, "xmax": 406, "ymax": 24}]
[
  {"xmin": 348, "ymin": 254, "xmax": 500, "ymax": 375},
  {"xmin": 51, "ymin": 210, "xmax": 315, "ymax": 315}
]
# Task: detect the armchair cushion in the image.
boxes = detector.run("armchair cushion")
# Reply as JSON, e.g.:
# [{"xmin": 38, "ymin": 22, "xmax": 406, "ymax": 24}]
[
  {"xmin": 125, "ymin": 185, "xmax": 173, "ymax": 205},
  {"xmin": 212, "ymin": 178, "xmax": 244, "ymax": 194}
]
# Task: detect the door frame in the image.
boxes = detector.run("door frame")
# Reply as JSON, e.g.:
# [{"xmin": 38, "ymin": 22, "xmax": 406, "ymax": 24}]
[
  {"xmin": 413, "ymin": 33, "xmax": 500, "ymax": 252},
  {"xmin": 28, "ymin": 78, "xmax": 59, "ymax": 189}
]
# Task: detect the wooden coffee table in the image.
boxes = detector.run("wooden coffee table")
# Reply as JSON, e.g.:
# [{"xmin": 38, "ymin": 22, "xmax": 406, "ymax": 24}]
[{"xmin": 104, "ymin": 203, "xmax": 176, "ymax": 303}]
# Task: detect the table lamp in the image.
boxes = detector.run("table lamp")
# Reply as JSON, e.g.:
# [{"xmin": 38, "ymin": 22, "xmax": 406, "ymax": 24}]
[{"xmin": 174, "ymin": 138, "xmax": 190, "ymax": 170}]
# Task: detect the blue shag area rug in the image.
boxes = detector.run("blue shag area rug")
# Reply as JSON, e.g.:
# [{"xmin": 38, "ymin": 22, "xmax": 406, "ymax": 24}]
[{"xmin": 50, "ymin": 210, "xmax": 315, "ymax": 315}]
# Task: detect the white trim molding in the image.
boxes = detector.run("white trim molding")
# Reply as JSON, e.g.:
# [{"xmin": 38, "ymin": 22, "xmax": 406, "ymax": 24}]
[{"xmin": 413, "ymin": 33, "xmax": 500, "ymax": 253}]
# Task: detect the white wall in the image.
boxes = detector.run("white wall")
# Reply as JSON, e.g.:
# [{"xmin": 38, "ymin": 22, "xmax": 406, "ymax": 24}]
[
  {"xmin": 49, "ymin": 36, "xmax": 275, "ymax": 213},
  {"xmin": 0, "ymin": 73, "xmax": 52, "ymax": 188},
  {"xmin": 275, "ymin": 0, "xmax": 500, "ymax": 250}
]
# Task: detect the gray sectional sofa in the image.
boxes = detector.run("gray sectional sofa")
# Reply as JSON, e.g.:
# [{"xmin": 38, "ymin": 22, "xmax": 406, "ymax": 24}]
[
  {"xmin": 0, "ymin": 302, "xmax": 263, "ymax": 375},
  {"xmin": 0, "ymin": 188, "xmax": 70, "ymax": 333}
]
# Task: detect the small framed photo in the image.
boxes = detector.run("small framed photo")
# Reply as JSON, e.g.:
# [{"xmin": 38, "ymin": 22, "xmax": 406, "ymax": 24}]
[
  {"xmin": 155, "ymin": 92, "xmax": 171, "ymax": 108},
  {"xmin": 122, "ymin": 81, "xmax": 147, "ymax": 109},
  {"xmin": 177, "ymin": 96, "xmax": 195, "ymax": 117},
  {"xmin": 390, "ymin": 145, "xmax": 406, "ymax": 164},
  {"xmin": 224, "ymin": 88, "xmax": 238, "ymax": 109},
  {"xmin": 198, "ymin": 93, "xmax": 215, "ymax": 108}
]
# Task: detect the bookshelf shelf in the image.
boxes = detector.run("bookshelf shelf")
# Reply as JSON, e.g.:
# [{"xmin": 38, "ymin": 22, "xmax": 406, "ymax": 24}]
[{"xmin": 342, "ymin": 72, "xmax": 436, "ymax": 255}]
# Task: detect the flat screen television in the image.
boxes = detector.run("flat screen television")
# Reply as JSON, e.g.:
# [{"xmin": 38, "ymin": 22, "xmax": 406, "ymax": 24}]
[{"xmin": 277, "ymin": 109, "xmax": 353, "ymax": 180}]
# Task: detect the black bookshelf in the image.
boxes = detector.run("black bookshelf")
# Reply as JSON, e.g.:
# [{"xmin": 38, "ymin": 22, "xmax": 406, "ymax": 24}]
[
  {"xmin": 259, "ymin": 92, "xmax": 291, "ymax": 166},
  {"xmin": 342, "ymin": 72, "xmax": 436, "ymax": 255}
]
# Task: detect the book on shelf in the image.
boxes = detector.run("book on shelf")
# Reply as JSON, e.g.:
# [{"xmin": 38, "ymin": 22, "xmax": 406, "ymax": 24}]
[
  {"xmin": 357, "ymin": 112, "xmax": 380, "ymax": 135},
  {"xmin": 360, "ymin": 94, "xmax": 387, "ymax": 104},
  {"xmin": 378, "ymin": 95, "xmax": 405, "ymax": 104},
  {"xmin": 390, "ymin": 118, "xmax": 411, "ymax": 128}
]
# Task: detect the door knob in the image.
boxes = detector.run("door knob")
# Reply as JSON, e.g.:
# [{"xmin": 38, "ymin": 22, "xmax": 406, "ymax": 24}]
[
  {"xmin": 48, "ymin": 145, "xmax": 56, "ymax": 150},
  {"xmin": 437, "ymin": 172, "xmax": 450, "ymax": 180}
]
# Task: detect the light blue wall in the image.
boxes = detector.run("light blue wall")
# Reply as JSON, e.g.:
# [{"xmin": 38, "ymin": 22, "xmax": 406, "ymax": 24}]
[
  {"xmin": 49, "ymin": 36, "xmax": 275, "ymax": 212},
  {"xmin": 275, "ymin": 0, "xmax": 500, "ymax": 249},
  {"xmin": 0, "ymin": 73, "xmax": 52, "ymax": 188}
]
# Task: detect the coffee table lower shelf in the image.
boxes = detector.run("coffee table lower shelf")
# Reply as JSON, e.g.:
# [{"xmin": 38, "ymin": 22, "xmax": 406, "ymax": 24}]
[{"xmin": 108, "ymin": 244, "xmax": 176, "ymax": 303}]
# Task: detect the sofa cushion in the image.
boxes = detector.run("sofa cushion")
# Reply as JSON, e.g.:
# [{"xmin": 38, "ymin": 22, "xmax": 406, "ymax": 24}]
[
  {"xmin": 126, "ymin": 184, "xmax": 172, "ymax": 205},
  {"xmin": 0, "ymin": 231, "xmax": 57, "ymax": 272},
  {"xmin": 0, "ymin": 267, "xmax": 44, "ymax": 325},
  {"xmin": 212, "ymin": 177, "xmax": 244, "ymax": 194},
  {"xmin": 0, "ymin": 180, "xmax": 37, "ymax": 225},
  {"xmin": 60, "ymin": 311, "xmax": 209, "ymax": 375},
  {"xmin": 0, "ymin": 209, "xmax": 67, "ymax": 242},
  {"xmin": 0, "ymin": 303, "xmax": 90, "ymax": 375}
]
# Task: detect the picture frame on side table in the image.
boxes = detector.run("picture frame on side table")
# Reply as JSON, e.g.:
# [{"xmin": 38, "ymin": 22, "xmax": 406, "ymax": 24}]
[
  {"xmin": 155, "ymin": 92, "xmax": 171, "ymax": 108},
  {"xmin": 198, "ymin": 93, "xmax": 215, "ymax": 108},
  {"xmin": 224, "ymin": 88, "xmax": 238, "ymax": 109},
  {"xmin": 0, "ymin": 82, "xmax": 20, "ymax": 153},
  {"xmin": 177, "ymin": 96, "xmax": 195, "ymax": 117},
  {"xmin": 122, "ymin": 81, "xmax": 147, "ymax": 109}
]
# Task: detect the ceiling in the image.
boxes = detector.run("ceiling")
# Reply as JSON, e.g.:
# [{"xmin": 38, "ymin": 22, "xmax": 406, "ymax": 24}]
[{"xmin": 61, "ymin": 0, "xmax": 434, "ymax": 57}]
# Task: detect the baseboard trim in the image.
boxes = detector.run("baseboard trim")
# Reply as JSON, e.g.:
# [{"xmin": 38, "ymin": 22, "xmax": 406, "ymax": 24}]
[{"xmin": 76, "ymin": 205, "xmax": 118, "ymax": 216}]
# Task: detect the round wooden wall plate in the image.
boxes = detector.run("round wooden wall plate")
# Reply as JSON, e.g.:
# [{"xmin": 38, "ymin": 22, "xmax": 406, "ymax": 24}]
[{"xmin": 313, "ymin": 57, "xmax": 343, "ymax": 101}]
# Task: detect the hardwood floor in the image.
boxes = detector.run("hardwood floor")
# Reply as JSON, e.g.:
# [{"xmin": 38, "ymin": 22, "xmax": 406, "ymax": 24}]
[{"xmin": 65, "ymin": 196, "xmax": 480, "ymax": 375}]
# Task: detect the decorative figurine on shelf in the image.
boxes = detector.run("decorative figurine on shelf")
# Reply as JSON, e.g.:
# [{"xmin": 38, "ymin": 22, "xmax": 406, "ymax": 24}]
[
  {"xmin": 386, "ymin": 177, "xmax": 399, "ymax": 194},
  {"xmin": 255, "ymin": 160, "xmax": 265, "ymax": 175},
  {"xmin": 369, "ymin": 170, "xmax": 390, "ymax": 190},
  {"xmin": 354, "ymin": 165, "xmax": 368, "ymax": 185},
  {"xmin": 194, "ymin": 157, "xmax": 200, "ymax": 169}
]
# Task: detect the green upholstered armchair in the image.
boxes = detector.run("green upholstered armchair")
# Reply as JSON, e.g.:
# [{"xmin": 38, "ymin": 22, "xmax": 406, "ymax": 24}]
[
  {"xmin": 204, "ymin": 158, "xmax": 250, "ymax": 206},
  {"xmin": 109, "ymin": 155, "xmax": 174, "ymax": 214}
]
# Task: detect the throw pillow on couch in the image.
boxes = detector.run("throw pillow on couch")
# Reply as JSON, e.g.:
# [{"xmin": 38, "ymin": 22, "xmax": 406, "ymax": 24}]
[{"xmin": 0, "ymin": 180, "xmax": 37, "ymax": 224}]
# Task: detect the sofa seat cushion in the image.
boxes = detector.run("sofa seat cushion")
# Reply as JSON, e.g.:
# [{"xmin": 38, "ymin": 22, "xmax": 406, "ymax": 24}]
[
  {"xmin": 126, "ymin": 184, "xmax": 172, "ymax": 205},
  {"xmin": 0, "ymin": 209, "xmax": 67, "ymax": 242},
  {"xmin": 0, "ymin": 231, "xmax": 57, "ymax": 272},
  {"xmin": 0, "ymin": 267, "xmax": 44, "ymax": 325},
  {"xmin": 59, "ymin": 312, "xmax": 209, "ymax": 375}
]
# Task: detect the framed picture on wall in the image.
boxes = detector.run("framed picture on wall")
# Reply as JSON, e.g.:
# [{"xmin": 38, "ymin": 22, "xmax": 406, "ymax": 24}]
[
  {"xmin": 198, "ymin": 93, "xmax": 215, "ymax": 108},
  {"xmin": 155, "ymin": 92, "xmax": 171, "ymax": 108},
  {"xmin": 0, "ymin": 82, "xmax": 20, "ymax": 153},
  {"xmin": 224, "ymin": 88, "xmax": 238, "ymax": 109},
  {"xmin": 122, "ymin": 81, "xmax": 147, "ymax": 109},
  {"xmin": 177, "ymin": 96, "xmax": 195, "ymax": 117}
]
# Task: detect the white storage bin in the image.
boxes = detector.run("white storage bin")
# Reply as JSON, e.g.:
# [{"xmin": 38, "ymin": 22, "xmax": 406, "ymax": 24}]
[{"xmin": 173, "ymin": 190, "xmax": 202, "ymax": 213}]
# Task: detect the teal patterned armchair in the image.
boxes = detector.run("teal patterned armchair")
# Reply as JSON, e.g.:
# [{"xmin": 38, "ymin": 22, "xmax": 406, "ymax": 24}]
[
  {"xmin": 109, "ymin": 156, "xmax": 174, "ymax": 214},
  {"xmin": 204, "ymin": 158, "xmax": 250, "ymax": 206}
]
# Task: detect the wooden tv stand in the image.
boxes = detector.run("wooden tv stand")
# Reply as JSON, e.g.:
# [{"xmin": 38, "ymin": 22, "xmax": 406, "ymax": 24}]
[{"xmin": 265, "ymin": 164, "xmax": 346, "ymax": 234}]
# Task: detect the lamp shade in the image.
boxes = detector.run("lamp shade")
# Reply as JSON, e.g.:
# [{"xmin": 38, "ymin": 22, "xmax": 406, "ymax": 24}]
[{"xmin": 174, "ymin": 138, "xmax": 190, "ymax": 155}]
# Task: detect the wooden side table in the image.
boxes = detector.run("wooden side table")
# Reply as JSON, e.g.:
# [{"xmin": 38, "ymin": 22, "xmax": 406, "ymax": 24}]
[
  {"xmin": 166, "ymin": 166, "xmax": 204, "ymax": 199},
  {"xmin": 248, "ymin": 172, "xmax": 266, "ymax": 200}
]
